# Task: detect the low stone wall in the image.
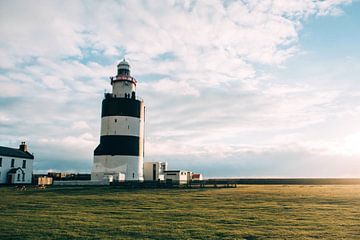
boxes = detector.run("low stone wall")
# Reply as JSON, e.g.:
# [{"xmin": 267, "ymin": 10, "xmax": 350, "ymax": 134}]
[{"xmin": 53, "ymin": 180, "xmax": 109, "ymax": 186}]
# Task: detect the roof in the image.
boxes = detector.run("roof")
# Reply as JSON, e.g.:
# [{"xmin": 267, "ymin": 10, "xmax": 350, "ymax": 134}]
[
  {"xmin": 7, "ymin": 167, "xmax": 24, "ymax": 174},
  {"xmin": 117, "ymin": 59, "xmax": 129, "ymax": 66},
  {"xmin": 0, "ymin": 146, "xmax": 34, "ymax": 159},
  {"xmin": 144, "ymin": 161, "xmax": 166, "ymax": 165},
  {"xmin": 164, "ymin": 170, "xmax": 188, "ymax": 173}
]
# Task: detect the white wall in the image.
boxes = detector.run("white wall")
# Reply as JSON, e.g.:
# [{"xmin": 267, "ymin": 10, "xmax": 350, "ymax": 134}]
[
  {"xmin": 143, "ymin": 162, "xmax": 154, "ymax": 181},
  {"xmin": 10, "ymin": 168, "xmax": 24, "ymax": 184},
  {"xmin": 101, "ymin": 116, "xmax": 141, "ymax": 136},
  {"xmin": 112, "ymin": 81, "xmax": 136, "ymax": 97},
  {"xmin": 0, "ymin": 155, "xmax": 33, "ymax": 184},
  {"xmin": 143, "ymin": 162, "xmax": 167, "ymax": 181},
  {"xmin": 164, "ymin": 171, "xmax": 189, "ymax": 184},
  {"xmin": 92, "ymin": 155, "xmax": 144, "ymax": 181}
]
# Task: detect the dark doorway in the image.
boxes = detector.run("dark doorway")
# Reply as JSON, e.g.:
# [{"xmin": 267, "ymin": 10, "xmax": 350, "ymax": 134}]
[
  {"xmin": 7, "ymin": 175, "xmax": 12, "ymax": 184},
  {"xmin": 153, "ymin": 164, "xmax": 156, "ymax": 181}
]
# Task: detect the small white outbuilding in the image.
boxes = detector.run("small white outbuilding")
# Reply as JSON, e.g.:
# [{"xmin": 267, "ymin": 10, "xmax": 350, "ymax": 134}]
[
  {"xmin": 164, "ymin": 170, "xmax": 192, "ymax": 185},
  {"xmin": 143, "ymin": 162, "xmax": 167, "ymax": 181}
]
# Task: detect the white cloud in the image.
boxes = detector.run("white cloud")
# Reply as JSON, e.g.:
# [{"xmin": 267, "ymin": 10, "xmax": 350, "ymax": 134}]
[
  {"xmin": 0, "ymin": 0, "xmax": 357, "ymax": 176},
  {"xmin": 144, "ymin": 78, "xmax": 200, "ymax": 96},
  {"xmin": 71, "ymin": 121, "xmax": 91, "ymax": 130}
]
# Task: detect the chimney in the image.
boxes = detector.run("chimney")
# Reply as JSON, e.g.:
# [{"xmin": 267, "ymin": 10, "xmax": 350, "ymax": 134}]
[{"xmin": 19, "ymin": 142, "xmax": 28, "ymax": 152}]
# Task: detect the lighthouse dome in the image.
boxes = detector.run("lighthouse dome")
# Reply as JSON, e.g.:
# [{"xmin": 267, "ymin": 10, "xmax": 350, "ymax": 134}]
[
  {"xmin": 117, "ymin": 59, "xmax": 130, "ymax": 70},
  {"xmin": 117, "ymin": 59, "xmax": 130, "ymax": 76}
]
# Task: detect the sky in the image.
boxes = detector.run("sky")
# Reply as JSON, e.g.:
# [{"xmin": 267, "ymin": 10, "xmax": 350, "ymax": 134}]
[{"xmin": 1, "ymin": 0, "xmax": 360, "ymax": 177}]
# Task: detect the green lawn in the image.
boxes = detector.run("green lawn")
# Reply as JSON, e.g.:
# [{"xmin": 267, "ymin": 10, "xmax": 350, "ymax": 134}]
[{"xmin": 1, "ymin": 185, "xmax": 360, "ymax": 239}]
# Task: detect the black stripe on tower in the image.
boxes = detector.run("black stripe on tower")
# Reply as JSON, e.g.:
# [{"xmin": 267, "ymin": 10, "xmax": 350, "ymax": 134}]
[
  {"xmin": 102, "ymin": 97, "xmax": 142, "ymax": 118},
  {"xmin": 94, "ymin": 135, "xmax": 141, "ymax": 156}
]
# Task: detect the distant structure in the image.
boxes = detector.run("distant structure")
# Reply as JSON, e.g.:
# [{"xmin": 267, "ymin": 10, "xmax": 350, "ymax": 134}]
[
  {"xmin": 144, "ymin": 162, "xmax": 167, "ymax": 181},
  {"xmin": 0, "ymin": 142, "xmax": 34, "ymax": 184},
  {"xmin": 192, "ymin": 173, "xmax": 203, "ymax": 181},
  {"xmin": 47, "ymin": 172, "xmax": 90, "ymax": 181},
  {"xmin": 92, "ymin": 60, "xmax": 145, "ymax": 181},
  {"xmin": 164, "ymin": 170, "xmax": 192, "ymax": 184},
  {"xmin": 144, "ymin": 162, "xmax": 203, "ymax": 184}
]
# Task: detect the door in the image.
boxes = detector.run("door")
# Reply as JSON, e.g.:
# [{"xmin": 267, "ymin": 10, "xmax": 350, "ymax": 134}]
[
  {"xmin": 152, "ymin": 164, "xmax": 156, "ymax": 181},
  {"xmin": 7, "ymin": 174, "xmax": 12, "ymax": 184}
]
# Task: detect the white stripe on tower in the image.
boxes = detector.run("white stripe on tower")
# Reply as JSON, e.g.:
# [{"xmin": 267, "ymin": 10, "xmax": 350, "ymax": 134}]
[{"xmin": 100, "ymin": 116, "xmax": 142, "ymax": 137}]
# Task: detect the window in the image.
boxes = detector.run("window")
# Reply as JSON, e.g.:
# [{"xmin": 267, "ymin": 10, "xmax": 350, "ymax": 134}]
[
  {"xmin": 128, "ymin": 125, "xmax": 130, "ymax": 129},
  {"xmin": 132, "ymin": 173, "xmax": 135, "ymax": 178},
  {"xmin": 17, "ymin": 173, "xmax": 20, "ymax": 181},
  {"xmin": 22, "ymin": 160, "xmax": 26, "ymax": 169},
  {"xmin": 0, "ymin": 157, "xmax": 2, "ymax": 167},
  {"xmin": 115, "ymin": 119, "xmax": 117, "ymax": 123},
  {"xmin": 22, "ymin": 174, "xmax": 25, "ymax": 181},
  {"xmin": 11, "ymin": 159, "xmax": 15, "ymax": 167}
]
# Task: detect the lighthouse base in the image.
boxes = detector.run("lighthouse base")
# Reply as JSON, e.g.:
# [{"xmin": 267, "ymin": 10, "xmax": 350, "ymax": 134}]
[{"xmin": 91, "ymin": 155, "xmax": 144, "ymax": 182}]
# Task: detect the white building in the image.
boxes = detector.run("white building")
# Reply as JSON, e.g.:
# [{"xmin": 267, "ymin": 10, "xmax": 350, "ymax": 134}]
[
  {"xmin": 143, "ymin": 162, "xmax": 167, "ymax": 181},
  {"xmin": 92, "ymin": 60, "xmax": 145, "ymax": 182},
  {"xmin": 0, "ymin": 142, "xmax": 34, "ymax": 184},
  {"xmin": 164, "ymin": 170, "xmax": 192, "ymax": 185}
]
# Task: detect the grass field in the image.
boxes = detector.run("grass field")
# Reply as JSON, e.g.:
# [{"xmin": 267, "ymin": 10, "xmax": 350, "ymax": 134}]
[{"xmin": 1, "ymin": 185, "xmax": 360, "ymax": 239}]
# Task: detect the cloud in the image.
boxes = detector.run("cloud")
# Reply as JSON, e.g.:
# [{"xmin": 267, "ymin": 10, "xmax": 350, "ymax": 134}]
[
  {"xmin": 143, "ymin": 78, "xmax": 200, "ymax": 96},
  {"xmin": 71, "ymin": 121, "xmax": 90, "ymax": 130},
  {"xmin": 0, "ymin": 0, "xmax": 357, "ymax": 176}
]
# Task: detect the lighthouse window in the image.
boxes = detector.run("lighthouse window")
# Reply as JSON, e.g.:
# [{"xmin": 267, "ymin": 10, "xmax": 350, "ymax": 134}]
[
  {"xmin": 114, "ymin": 119, "xmax": 117, "ymax": 123},
  {"xmin": 128, "ymin": 125, "xmax": 130, "ymax": 129}
]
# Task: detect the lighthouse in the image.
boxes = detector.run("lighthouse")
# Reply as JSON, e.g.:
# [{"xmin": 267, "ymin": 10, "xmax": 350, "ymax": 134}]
[{"xmin": 91, "ymin": 59, "xmax": 145, "ymax": 182}]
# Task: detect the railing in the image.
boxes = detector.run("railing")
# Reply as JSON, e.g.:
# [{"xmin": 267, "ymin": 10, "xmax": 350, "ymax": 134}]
[
  {"xmin": 110, "ymin": 75, "xmax": 137, "ymax": 85},
  {"xmin": 103, "ymin": 93, "xmax": 143, "ymax": 101}
]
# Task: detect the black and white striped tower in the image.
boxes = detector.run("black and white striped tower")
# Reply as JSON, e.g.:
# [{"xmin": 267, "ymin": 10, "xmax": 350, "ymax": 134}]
[{"xmin": 91, "ymin": 59, "xmax": 145, "ymax": 181}]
